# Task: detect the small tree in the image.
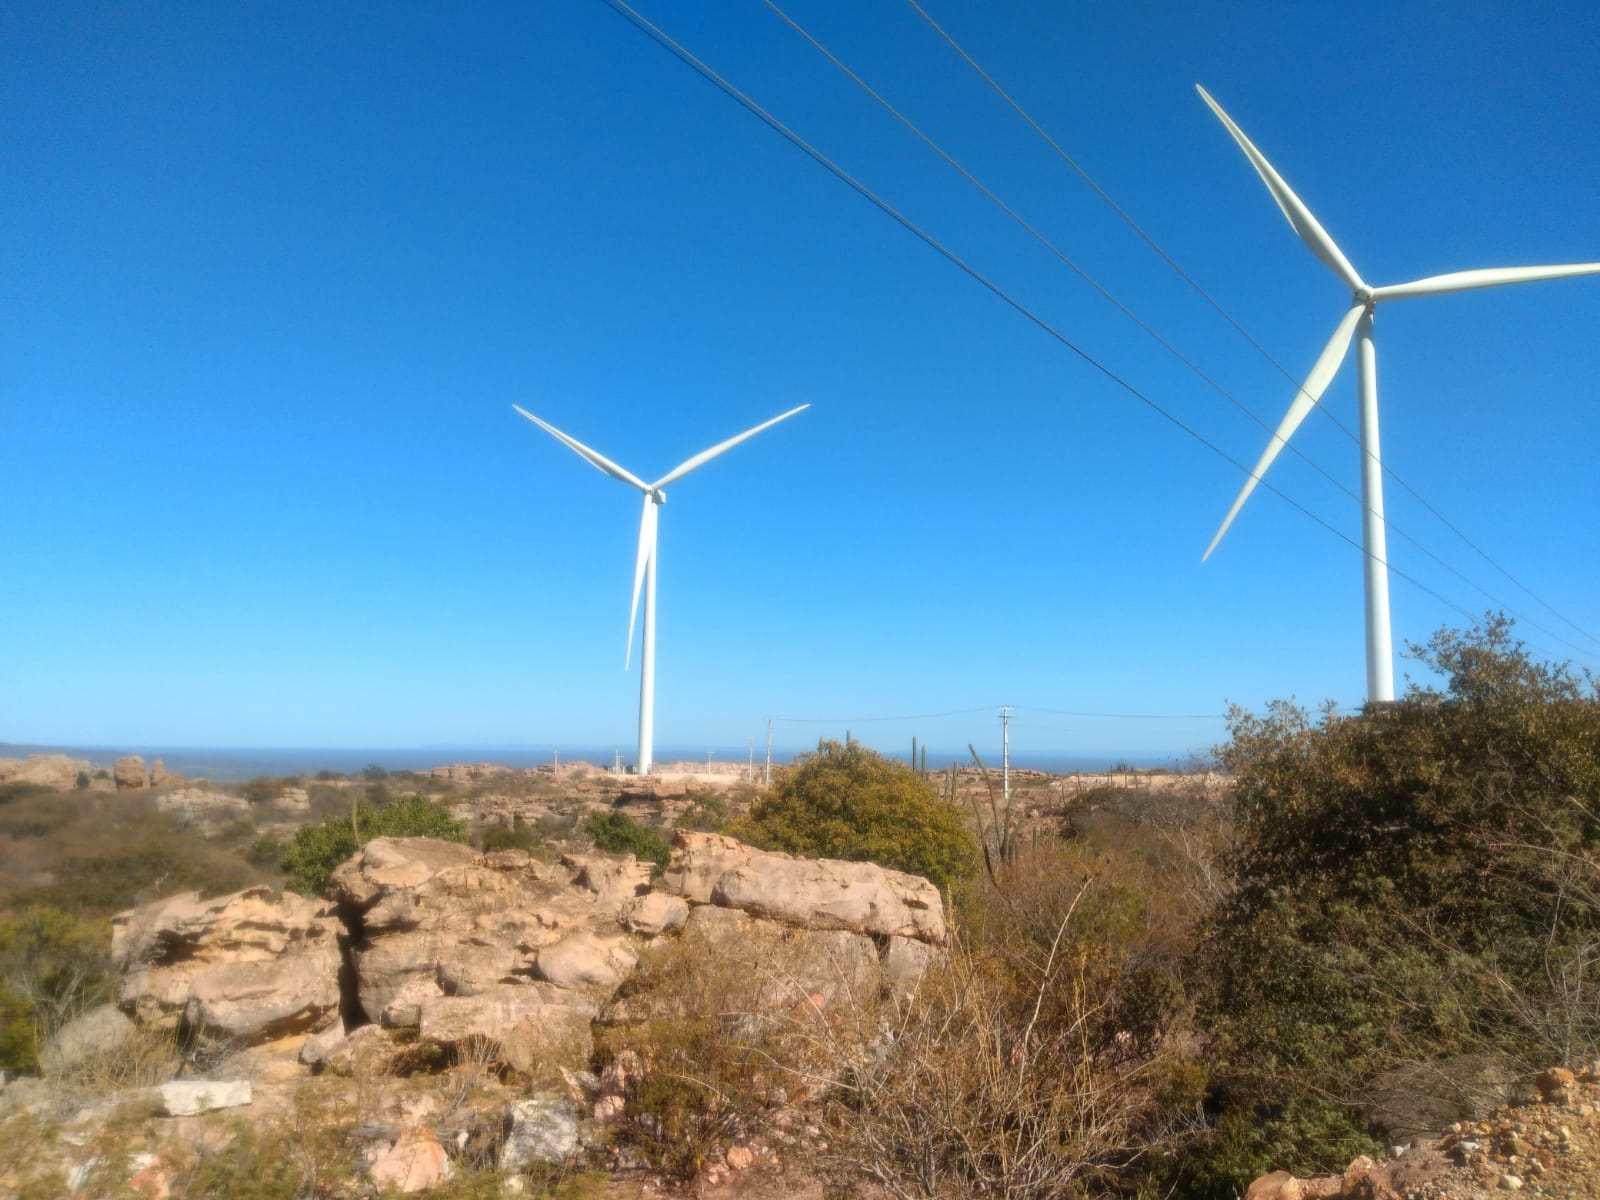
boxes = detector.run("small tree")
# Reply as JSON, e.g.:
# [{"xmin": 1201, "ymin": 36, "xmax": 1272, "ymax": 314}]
[{"xmin": 734, "ymin": 739, "xmax": 980, "ymax": 894}]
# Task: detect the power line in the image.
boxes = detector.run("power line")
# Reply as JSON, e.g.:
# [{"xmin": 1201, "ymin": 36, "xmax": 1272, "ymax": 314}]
[
  {"xmin": 761, "ymin": 0, "xmax": 1596, "ymax": 661},
  {"xmin": 903, "ymin": 0, "xmax": 1600, "ymax": 653},
  {"xmin": 771, "ymin": 706, "xmax": 996, "ymax": 725},
  {"xmin": 593, "ymin": 0, "xmax": 1479, "ymax": 629}
]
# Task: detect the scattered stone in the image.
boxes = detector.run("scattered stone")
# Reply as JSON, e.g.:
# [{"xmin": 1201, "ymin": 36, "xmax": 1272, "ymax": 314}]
[
  {"xmin": 369, "ymin": 1126, "xmax": 452, "ymax": 1193},
  {"xmin": 501, "ymin": 1094, "xmax": 581, "ymax": 1169},
  {"xmin": 1537, "ymin": 1067, "xmax": 1576, "ymax": 1103},
  {"xmin": 153, "ymin": 1079, "xmax": 252, "ymax": 1116},
  {"xmin": 726, "ymin": 1145, "xmax": 755, "ymax": 1171},
  {"xmin": 1244, "ymin": 1170, "xmax": 1301, "ymax": 1200}
]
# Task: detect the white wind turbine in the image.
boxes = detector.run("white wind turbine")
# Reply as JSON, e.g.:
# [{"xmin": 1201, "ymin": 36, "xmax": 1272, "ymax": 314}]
[
  {"xmin": 514, "ymin": 402, "xmax": 809, "ymax": 774},
  {"xmin": 1197, "ymin": 84, "xmax": 1600, "ymax": 703}
]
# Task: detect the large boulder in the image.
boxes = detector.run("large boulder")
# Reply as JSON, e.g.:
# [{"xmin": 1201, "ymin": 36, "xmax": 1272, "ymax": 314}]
[
  {"xmin": 39, "ymin": 1003, "xmax": 134, "ymax": 1074},
  {"xmin": 662, "ymin": 832, "xmax": 946, "ymax": 944},
  {"xmin": 112, "ymin": 886, "xmax": 342, "ymax": 1044},
  {"xmin": 114, "ymin": 755, "xmax": 150, "ymax": 791},
  {"xmin": 418, "ymin": 983, "xmax": 596, "ymax": 1075}
]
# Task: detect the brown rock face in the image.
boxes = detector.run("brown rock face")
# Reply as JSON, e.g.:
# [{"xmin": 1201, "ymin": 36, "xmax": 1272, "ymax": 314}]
[
  {"xmin": 112, "ymin": 886, "xmax": 342, "ymax": 1044},
  {"xmin": 149, "ymin": 758, "xmax": 167, "ymax": 787},
  {"xmin": 114, "ymin": 755, "xmax": 150, "ymax": 790}
]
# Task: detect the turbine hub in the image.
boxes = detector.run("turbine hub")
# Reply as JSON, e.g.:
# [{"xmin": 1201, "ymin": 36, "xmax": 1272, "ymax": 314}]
[
  {"xmin": 650, "ymin": 488, "xmax": 667, "ymax": 505},
  {"xmin": 1354, "ymin": 285, "xmax": 1376, "ymax": 309}
]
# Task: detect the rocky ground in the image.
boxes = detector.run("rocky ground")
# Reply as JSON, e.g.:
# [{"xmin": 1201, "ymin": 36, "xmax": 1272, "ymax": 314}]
[
  {"xmin": 0, "ymin": 832, "xmax": 942, "ymax": 1198},
  {"xmin": 1249, "ymin": 1068, "xmax": 1600, "ymax": 1200}
]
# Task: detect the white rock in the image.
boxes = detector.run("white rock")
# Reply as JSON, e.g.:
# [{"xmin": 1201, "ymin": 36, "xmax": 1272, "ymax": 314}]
[{"xmin": 155, "ymin": 1079, "xmax": 252, "ymax": 1115}]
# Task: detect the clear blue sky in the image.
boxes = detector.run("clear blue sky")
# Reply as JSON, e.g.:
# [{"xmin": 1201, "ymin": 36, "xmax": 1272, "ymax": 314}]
[{"xmin": 4, "ymin": 1, "xmax": 1597, "ymax": 764}]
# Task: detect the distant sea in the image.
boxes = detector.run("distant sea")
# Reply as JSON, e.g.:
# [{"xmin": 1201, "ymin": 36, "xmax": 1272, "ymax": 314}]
[{"xmin": 2, "ymin": 742, "xmax": 1183, "ymax": 782}]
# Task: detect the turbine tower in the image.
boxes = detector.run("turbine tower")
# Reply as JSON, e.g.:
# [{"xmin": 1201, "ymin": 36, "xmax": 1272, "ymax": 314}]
[
  {"xmin": 1197, "ymin": 85, "xmax": 1600, "ymax": 703},
  {"xmin": 515, "ymin": 402, "xmax": 808, "ymax": 774}
]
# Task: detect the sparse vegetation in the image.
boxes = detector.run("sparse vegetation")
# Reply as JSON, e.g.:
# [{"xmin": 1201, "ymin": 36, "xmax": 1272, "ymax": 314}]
[{"xmin": 5, "ymin": 620, "xmax": 1594, "ymax": 1199}]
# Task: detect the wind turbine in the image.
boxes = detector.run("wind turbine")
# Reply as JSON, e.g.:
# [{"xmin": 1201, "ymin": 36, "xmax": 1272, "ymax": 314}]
[
  {"xmin": 514, "ymin": 402, "xmax": 808, "ymax": 774},
  {"xmin": 1197, "ymin": 84, "xmax": 1600, "ymax": 703}
]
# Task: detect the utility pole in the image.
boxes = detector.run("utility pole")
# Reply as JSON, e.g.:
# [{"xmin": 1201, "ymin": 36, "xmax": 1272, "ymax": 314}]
[
  {"xmin": 747, "ymin": 737, "xmax": 754, "ymax": 783},
  {"xmin": 999, "ymin": 706, "xmax": 1012, "ymax": 803},
  {"xmin": 764, "ymin": 717, "xmax": 773, "ymax": 786}
]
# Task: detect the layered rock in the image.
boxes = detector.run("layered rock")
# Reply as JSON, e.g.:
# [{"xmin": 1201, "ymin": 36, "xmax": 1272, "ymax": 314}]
[
  {"xmin": 112, "ymin": 886, "xmax": 342, "ymax": 1044},
  {"xmin": 660, "ymin": 831, "xmax": 946, "ymax": 944}
]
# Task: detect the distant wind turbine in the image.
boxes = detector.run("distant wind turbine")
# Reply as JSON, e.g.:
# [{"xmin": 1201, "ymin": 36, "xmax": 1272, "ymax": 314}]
[
  {"xmin": 1197, "ymin": 84, "xmax": 1600, "ymax": 703},
  {"xmin": 514, "ymin": 402, "xmax": 809, "ymax": 774}
]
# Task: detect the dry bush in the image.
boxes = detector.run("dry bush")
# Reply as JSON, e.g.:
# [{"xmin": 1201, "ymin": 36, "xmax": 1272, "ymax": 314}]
[
  {"xmin": 814, "ymin": 848, "xmax": 1204, "ymax": 1199},
  {"xmin": 597, "ymin": 918, "xmax": 890, "ymax": 1181}
]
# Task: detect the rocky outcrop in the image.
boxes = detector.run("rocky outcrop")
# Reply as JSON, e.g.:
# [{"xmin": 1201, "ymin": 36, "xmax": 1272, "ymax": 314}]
[
  {"xmin": 105, "ymin": 832, "xmax": 951, "ymax": 1101},
  {"xmin": 661, "ymin": 831, "xmax": 946, "ymax": 944},
  {"xmin": 328, "ymin": 838, "xmax": 651, "ymax": 1031},
  {"xmin": 112, "ymin": 886, "xmax": 342, "ymax": 1044},
  {"xmin": 153, "ymin": 785, "xmax": 250, "ymax": 826},
  {"xmin": 114, "ymin": 755, "xmax": 149, "ymax": 790},
  {"xmin": 0, "ymin": 753, "xmax": 88, "ymax": 790}
]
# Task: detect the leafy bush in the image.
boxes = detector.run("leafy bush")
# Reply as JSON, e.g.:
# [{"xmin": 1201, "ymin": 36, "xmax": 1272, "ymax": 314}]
[
  {"xmin": 281, "ymin": 793, "xmax": 468, "ymax": 896},
  {"xmin": 582, "ymin": 810, "xmax": 670, "ymax": 870},
  {"xmin": 1184, "ymin": 616, "xmax": 1600, "ymax": 1194},
  {"xmin": 0, "ymin": 907, "xmax": 115, "ymax": 1074},
  {"xmin": 733, "ymin": 739, "xmax": 980, "ymax": 894}
]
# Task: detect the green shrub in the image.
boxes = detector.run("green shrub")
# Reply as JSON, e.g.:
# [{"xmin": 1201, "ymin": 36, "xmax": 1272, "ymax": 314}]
[
  {"xmin": 1185, "ymin": 616, "xmax": 1600, "ymax": 1192},
  {"xmin": 481, "ymin": 817, "xmax": 541, "ymax": 855},
  {"xmin": 281, "ymin": 793, "xmax": 468, "ymax": 896},
  {"xmin": 582, "ymin": 810, "xmax": 670, "ymax": 870},
  {"xmin": 732, "ymin": 739, "xmax": 980, "ymax": 894},
  {"xmin": 674, "ymin": 790, "xmax": 730, "ymax": 832},
  {"xmin": 0, "ymin": 907, "xmax": 115, "ymax": 1074}
]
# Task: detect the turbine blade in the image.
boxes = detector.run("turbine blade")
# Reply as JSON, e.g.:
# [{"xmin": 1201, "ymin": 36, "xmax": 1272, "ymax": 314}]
[
  {"xmin": 513, "ymin": 405, "xmax": 651, "ymax": 493},
  {"xmin": 650, "ymin": 403, "xmax": 810, "ymax": 491},
  {"xmin": 1372, "ymin": 262, "xmax": 1600, "ymax": 302},
  {"xmin": 625, "ymin": 497, "xmax": 657, "ymax": 670},
  {"xmin": 1196, "ymin": 85, "xmax": 1367, "ymax": 296},
  {"xmin": 1203, "ymin": 304, "xmax": 1365, "ymax": 561}
]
